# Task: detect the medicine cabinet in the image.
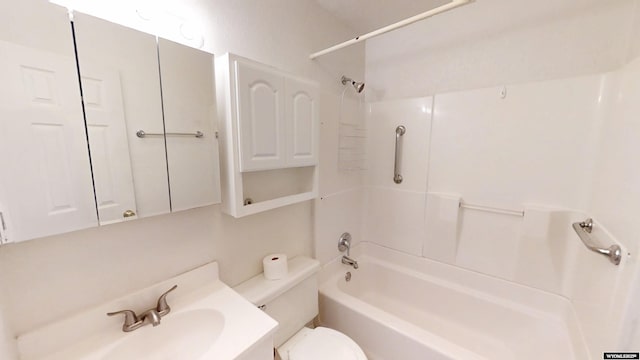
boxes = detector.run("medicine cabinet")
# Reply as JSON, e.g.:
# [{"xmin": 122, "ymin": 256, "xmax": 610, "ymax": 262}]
[
  {"xmin": 0, "ymin": 4, "xmax": 221, "ymax": 243},
  {"xmin": 215, "ymin": 53, "xmax": 319, "ymax": 218}
]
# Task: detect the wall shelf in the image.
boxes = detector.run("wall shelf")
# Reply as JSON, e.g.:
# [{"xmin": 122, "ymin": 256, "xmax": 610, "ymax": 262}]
[{"xmin": 215, "ymin": 53, "xmax": 319, "ymax": 217}]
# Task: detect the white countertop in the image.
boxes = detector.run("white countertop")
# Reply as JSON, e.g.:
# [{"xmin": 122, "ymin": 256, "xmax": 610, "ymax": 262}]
[{"xmin": 17, "ymin": 262, "xmax": 278, "ymax": 360}]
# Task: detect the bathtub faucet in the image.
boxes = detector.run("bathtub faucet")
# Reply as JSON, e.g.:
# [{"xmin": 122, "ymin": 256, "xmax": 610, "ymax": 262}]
[
  {"xmin": 342, "ymin": 255, "xmax": 359, "ymax": 269},
  {"xmin": 338, "ymin": 232, "xmax": 359, "ymax": 269}
]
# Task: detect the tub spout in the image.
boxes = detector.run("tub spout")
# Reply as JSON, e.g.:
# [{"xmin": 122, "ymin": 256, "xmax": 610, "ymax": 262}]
[{"xmin": 342, "ymin": 255, "xmax": 358, "ymax": 269}]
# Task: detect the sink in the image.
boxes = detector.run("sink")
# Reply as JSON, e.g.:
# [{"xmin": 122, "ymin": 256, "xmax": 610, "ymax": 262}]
[
  {"xmin": 103, "ymin": 309, "xmax": 225, "ymax": 360},
  {"xmin": 16, "ymin": 262, "xmax": 277, "ymax": 360}
]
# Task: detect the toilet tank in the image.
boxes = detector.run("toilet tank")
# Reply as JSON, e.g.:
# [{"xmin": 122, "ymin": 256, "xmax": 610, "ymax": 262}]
[{"xmin": 234, "ymin": 256, "xmax": 321, "ymax": 347}]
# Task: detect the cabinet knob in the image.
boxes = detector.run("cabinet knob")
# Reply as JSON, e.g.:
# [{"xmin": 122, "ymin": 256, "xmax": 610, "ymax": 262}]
[{"xmin": 123, "ymin": 210, "xmax": 136, "ymax": 218}]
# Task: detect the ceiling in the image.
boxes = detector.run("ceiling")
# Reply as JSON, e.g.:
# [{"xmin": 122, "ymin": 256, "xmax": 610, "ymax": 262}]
[{"xmin": 313, "ymin": 0, "xmax": 451, "ymax": 34}]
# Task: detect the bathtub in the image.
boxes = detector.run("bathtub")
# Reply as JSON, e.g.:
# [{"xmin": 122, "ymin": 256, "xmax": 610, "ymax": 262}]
[{"xmin": 318, "ymin": 243, "xmax": 589, "ymax": 360}]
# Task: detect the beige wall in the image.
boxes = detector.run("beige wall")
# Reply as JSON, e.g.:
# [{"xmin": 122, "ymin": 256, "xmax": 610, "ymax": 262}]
[{"xmin": 0, "ymin": 0, "xmax": 364, "ymax": 355}]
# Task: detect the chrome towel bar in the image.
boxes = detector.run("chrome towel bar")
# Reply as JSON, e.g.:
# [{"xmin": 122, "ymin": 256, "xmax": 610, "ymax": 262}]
[
  {"xmin": 393, "ymin": 125, "xmax": 405, "ymax": 184},
  {"xmin": 136, "ymin": 130, "xmax": 204, "ymax": 138},
  {"xmin": 572, "ymin": 218, "xmax": 621, "ymax": 265}
]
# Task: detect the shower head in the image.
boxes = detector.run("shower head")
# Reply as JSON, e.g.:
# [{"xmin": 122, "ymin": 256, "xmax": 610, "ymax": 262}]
[{"xmin": 341, "ymin": 75, "xmax": 365, "ymax": 93}]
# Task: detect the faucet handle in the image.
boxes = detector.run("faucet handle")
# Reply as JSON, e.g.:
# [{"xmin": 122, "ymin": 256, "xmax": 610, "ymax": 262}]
[
  {"xmin": 338, "ymin": 232, "xmax": 352, "ymax": 255},
  {"xmin": 107, "ymin": 309, "xmax": 139, "ymax": 326},
  {"xmin": 156, "ymin": 284, "xmax": 178, "ymax": 316}
]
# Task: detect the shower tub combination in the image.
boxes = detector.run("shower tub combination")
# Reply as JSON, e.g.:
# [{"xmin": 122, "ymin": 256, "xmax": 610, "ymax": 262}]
[{"xmin": 318, "ymin": 243, "xmax": 589, "ymax": 360}]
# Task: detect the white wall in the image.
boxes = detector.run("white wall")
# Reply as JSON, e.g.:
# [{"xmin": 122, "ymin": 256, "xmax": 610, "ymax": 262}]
[
  {"xmin": 0, "ymin": 0, "xmax": 364, "ymax": 353},
  {"xmin": 361, "ymin": 2, "xmax": 640, "ymax": 356},
  {"xmin": 589, "ymin": 56, "xmax": 640, "ymax": 352},
  {"xmin": 365, "ymin": 0, "xmax": 638, "ymax": 100},
  {"xmin": 363, "ymin": 98, "xmax": 433, "ymax": 255},
  {"xmin": 362, "ymin": 63, "xmax": 640, "ymax": 360},
  {"xmin": 627, "ymin": 1, "xmax": 640, "ymax": 61},
  {"xmin": 315, "ymin": 90, "xmax": 366, "ymax": 265},
  {"xmin": 364, "ymin": 74, "xmax": 605, "ymax": 280}
]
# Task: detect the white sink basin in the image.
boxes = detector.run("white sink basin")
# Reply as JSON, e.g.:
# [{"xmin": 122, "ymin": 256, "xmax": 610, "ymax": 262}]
[
  {"xmin": 103, "ymin": 309, "xmax": 225, "ymax": 360},
  {"xmin": 16, "ymin": 262, "xmax": 278, "ymax": 360}
]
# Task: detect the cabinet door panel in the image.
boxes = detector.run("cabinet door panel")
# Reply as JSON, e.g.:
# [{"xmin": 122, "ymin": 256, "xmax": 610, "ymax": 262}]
[
  {"xmin": 235, "ymin": 61, "xmax": 285, "ymax": 171},
  {"xmin": 0, "ymin": 40, "xmax": 97, "ymax": 242},
  {"xmin": 80, "ymin": 65, "xmax": 137, "ymax": 224},
  {"xmin": 158, "ymin": 38, "xmax": 221, "ymax": 211},
  {"xmin": 74, "ymin": 14, "xmax": 170, "ymax": 218},
  {"xmin": 286, "ymin": 79, "xmax": 319, "ymax": 166}
]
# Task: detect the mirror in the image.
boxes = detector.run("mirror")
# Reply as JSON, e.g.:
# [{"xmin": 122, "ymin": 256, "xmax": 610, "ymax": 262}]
[
  {"xmin": 74, "ymin": 13, "xmax": 221, "ymax": 223},
  {"xmin": 158, "ymin": 38, "xmax": 221, "ymax": 212},
  {"xmin": 0, "ymin": 6, "xmax": 221, "ymax": 243},
  {"xmin": 74, "ymin": 13, "xmax": 170, "ymax": 224}
]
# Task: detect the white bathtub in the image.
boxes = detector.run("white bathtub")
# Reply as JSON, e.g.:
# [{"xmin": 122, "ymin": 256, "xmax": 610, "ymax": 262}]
[{"xmin": 318, "ymin": 243, "xmax": 589, "ymax": 360}]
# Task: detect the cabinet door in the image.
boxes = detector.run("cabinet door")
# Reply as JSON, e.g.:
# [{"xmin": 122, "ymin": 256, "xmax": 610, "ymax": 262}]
[
  {"xmin": 74, "ymin": 14, "xmax": 170, "ymax": 218},
  {"xmin": 158, "ymin": 38, "xmax": 221, "ymax": 211},
  {"xmin": 285, "ymin": 78, "xmax": 319, "ymax": 167},
  {"xmin": 0, "ymin": 40, "xmax": 98, "ymax": 242},
  {"xmin": 80, "ymin": 64, "xmax": 137, "ymax": 225},
  {"xmin": 235, "ymin": 60, "xmax": 286, "ymax": 171}
]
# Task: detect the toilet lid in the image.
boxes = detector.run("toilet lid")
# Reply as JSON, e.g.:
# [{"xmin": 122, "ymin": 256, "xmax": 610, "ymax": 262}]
[{"xmin": 288, "ymin": 327, "xmax": 367, "ymax": 360}]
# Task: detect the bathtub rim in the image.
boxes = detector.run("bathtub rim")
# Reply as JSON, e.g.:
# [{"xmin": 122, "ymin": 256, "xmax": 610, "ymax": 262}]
[{"xmin": 318, "ymin": 241, "xmax": 590, "ymax": 360}]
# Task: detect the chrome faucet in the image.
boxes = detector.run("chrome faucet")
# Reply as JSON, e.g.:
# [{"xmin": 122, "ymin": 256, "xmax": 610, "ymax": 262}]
[
  {"xmin": 341, "ymin": 255, "xmax": 359, "ymax": 269},
  {"xmin": 338, "ymin": 232, "xmax": 358, "ymax": 269},
  {"xmin": 107, "ymin": 285, "xmax": 177, "ymax": 332}
]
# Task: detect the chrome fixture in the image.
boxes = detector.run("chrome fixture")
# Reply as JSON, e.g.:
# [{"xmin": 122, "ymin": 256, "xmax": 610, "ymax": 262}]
[
  {"xmin": 572, "ymin": 218, "xmax": 622, "ymax": 266},
  {"xmin": 136, "ymin": 130, "xmax": 204, "ymax": 138},
  {"xmin": 342, "ymin": 255, "xmax": 359, "ymax": 269},
  {"xmin": 107, "ymin": 285, "xmax": 178, "ymax": 332},
  {"xmin": 338, "ymin": 232, "xmax": 358, "ymax": 269},
  {"xmin": 345, "ymin": 271, "xmax": 352, "ymax": 282},
  {"xmin": 341, "ymin": 75, "xmax": 365, "ymax": 93},
  {"xmin": 338, "ymin": 232, "xmax": 351, "ymax": 253},
  {"xmin": 393, "ymin": 125, "xmax": 405, "ymax": 184}
]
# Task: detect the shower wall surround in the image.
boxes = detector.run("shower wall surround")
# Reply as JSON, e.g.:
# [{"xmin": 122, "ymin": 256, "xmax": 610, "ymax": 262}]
[
  {"xmin": 362, "ymin": 48, "xmax": 640, "ymax": 360},
  {"xmin": 0, "ymin": 0, "xmax": 364, "ymax": 357},
  {"xmin": 359, "ymin": 2, "xmax": 640, "ymax": 355}
]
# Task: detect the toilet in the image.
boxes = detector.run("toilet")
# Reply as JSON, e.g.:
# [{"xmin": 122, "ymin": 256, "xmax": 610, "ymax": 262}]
[{"xmin": 234, "ymin": 256, "xmax": 367, "ymax": 360}]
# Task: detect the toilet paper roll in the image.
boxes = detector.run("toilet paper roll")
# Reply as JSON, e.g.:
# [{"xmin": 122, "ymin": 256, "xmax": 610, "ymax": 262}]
[{"xmin": 263, "ymin": 254, "xmax": 288, "ymax": 280}]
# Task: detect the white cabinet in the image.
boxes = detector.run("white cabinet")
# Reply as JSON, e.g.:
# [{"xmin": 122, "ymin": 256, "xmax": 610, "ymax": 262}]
[
  {"xmin": 0, "ymin": 8, "xmax": 223, "ymax": 243},
  {"xmin": 285, "ymin": 77, "xmax": 319, "ymax": 167},
  {"xmin": 0, "ymin": 39, "xmax": 98, "ymax": 242},
  {"xmin": 236, "ymin": 61, "xmax": 286, "ymax": 171},
  {"xmin": 216, "ymin": 53, "xmax": 319, "ymax": 217}
]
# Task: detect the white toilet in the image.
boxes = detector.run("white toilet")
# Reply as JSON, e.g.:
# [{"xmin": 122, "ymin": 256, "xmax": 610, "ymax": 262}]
[{"xmin": 234, "ymin": 256, "xmax": 367, "ymax": 360}]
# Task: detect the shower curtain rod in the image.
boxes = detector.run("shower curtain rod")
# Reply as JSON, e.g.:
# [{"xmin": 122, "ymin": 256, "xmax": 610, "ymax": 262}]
[{"xmin": 309, "ymin": 0, "xmax": 473, "ymax": 60}]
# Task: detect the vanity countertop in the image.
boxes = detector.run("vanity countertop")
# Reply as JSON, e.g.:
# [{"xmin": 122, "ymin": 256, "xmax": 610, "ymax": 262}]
[{"xmin": 16, "ymin": 262, "xmax": 278, "ymax": 360}]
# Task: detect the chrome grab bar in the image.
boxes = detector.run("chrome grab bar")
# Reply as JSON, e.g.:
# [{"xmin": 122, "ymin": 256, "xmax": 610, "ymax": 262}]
[
  {"xmin": 572, "ymin": 218, "xmax": 621, "ymax": 265},
  {"xmin": 136, "ymin": 130, "xmax": 204, "ymax": 138},
  {"xmin": 393, "ymin": 125, "xmax": 405, "ymax": 184}
]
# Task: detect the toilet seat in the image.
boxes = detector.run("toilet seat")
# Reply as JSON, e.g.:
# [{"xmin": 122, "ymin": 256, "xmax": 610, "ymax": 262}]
[{"xmin": 277, "ymin": 327, "xmax": 367, "ymax": 360}]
